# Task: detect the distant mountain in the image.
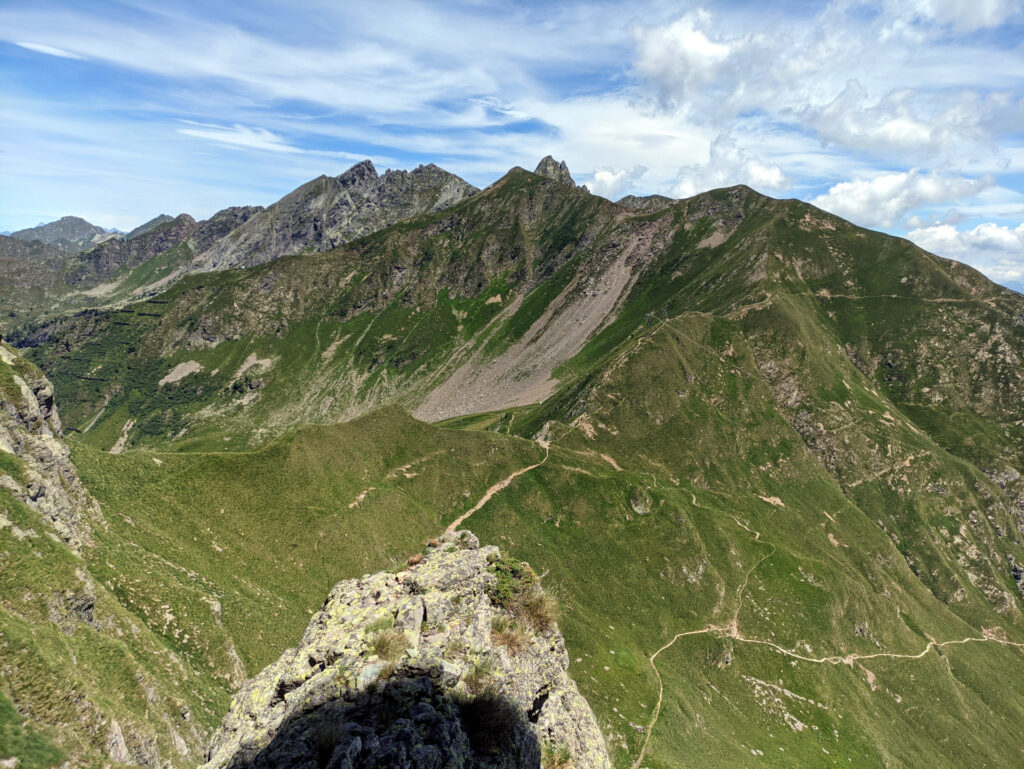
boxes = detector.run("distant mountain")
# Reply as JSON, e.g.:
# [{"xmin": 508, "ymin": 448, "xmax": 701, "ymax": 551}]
[
  {"xmin": 10, "ymin": 215, "xmax": 116, "ymax": 252},
  {"xmin": 0, "ymin": 235, "xmax": 71, "ymax": 318},
  {"xmin": 1, "ymin": 161, "xmax": 478, "ymax": 322},
  {"xmin": 617, "ymin": 193, "xmax": 675, "ymax": 212},
  {"xmin": 194, "ymin": 160, "xmax": 478, "ymax": 272},
  {"xmin": 70, "ymin": 214, "xmax": 200, "ymax": 285},
  {"xmin": 126, "ymin": 213, "xmax": 175, "ymax": 241}
]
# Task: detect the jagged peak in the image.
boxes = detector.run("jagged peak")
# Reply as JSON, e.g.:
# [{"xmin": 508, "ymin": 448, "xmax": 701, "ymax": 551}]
[
  {"xmin": 337, "ymin": 159, "xmax": 379, "ymax": 186},
  {"xmin": 534, "ymin": 155, "xmax": 575, "ymax": 187}
]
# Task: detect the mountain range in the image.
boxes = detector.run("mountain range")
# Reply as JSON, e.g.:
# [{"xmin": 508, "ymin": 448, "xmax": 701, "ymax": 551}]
[{"xmin": 1, "ymin": 156, "xmax": 1023, "ymax": 769}]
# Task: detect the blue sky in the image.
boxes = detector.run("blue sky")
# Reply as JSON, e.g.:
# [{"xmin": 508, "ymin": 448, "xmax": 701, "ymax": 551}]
[{"xmin": 1, "ymin": 0, "xmax": 1022, "ymax": 287}]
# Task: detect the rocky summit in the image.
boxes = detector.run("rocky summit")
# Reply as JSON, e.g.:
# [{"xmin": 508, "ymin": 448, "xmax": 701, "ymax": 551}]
[
  {"xmin": 203, "ymin": 531, "xmax": 610, "ymax": 769},
  {"xmin": 533, "ymin": 156, "xmax": 575, "ymax": 187}
]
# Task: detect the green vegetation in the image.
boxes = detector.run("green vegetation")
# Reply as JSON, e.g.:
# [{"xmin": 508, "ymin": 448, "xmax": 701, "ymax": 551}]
[
  {"xmin": 3, "ymin": 169, "xmax": 1024, "ymax": 768},
  {"xmin": 0, "ymin": 692, "xmax": 65, "ymax": 769}
]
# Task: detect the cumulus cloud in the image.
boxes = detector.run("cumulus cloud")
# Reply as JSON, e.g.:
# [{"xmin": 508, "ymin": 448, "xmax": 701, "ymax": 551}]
[
  {"xmin": 632, "ymin": 10, "xmax": 784, "ymax": 120},
  {"xmin": 908, "ymin": 221, "xmax": 1024, "ymax": 286},
  {"xmin": 583, "ymin": 165, "xmax": 648, "ymax": 199},
  {"xmin": 810, "ymin": 169, "xmax": 994, "ymax": 228},
  {"xmin": 673, "ymin": 135, "xmax": 788, "ymax": 198},
  {"xmin": 631, "ymin": 3, "xmax": 1024, "ymax": 169}
]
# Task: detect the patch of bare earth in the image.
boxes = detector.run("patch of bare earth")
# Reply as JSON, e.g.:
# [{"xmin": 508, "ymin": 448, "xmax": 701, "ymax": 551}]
[
  {"xmin": 414, "ymin": 225, "xmax": 658, "ymax": 422},
  {"xmin": 158, "ymin": 360, "xmax": 203, "ymax": 387}
]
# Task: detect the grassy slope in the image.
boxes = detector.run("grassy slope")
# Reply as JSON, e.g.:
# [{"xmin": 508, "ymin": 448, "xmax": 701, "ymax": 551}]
[
  {"xmin": 470, "ymin": 312, "xmax": 1024, "ymax": 768},
  {"xmin": 72, "ymin": 407, "xmax": 543, "ymax": 673},
  {"xmin": 18, "ymin": 171, "xmax": 617, "ymax": 450}
]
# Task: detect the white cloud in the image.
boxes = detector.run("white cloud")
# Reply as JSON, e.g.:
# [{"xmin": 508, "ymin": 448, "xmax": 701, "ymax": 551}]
[
  {"xmin": 15, "ymin": 41, "xmax": 85, "ymax": 59},
  {"xmin": 884, "ymin": 0, "xmax": 1021, "ymax": 32},
  {"xmin": 632, "ymin": 10, "xmax": 776, "ymax": 118},
  {"xmin": 810, "ymin": 170, "xmax": 994, "ymax": 228},
  {"xmin": 583, "ymin": 165, "xmax": 648, "ymax": 199},
  {"xmin": 908, "ymin": 221, "xmax": 1024, "ymax": 285},
  {"xmin": 177, "ymin": 122, "xmax": 305, "ymax": 154},
  {"xmin": 673, "ymin": 134, "xmax": 788, "ymax": 198}
]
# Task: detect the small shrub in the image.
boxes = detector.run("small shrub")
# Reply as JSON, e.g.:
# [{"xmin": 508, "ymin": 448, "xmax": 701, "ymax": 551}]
[
  {"xmin": 491, "ymin": 616, "xmax": 530, "ymax": 655},
  {"xmin": 457, "ymin": 686, "xmax": 521, "ymax": 754},
  {"xmin": 542, "ymin": 741, "xmax": 575, "ymax": 769},
  {"xmin": 369, "ymin": 629, "xmax": 409, "ymax": 661},
  {"xmin": 486, "ymin": 554, "xmax": 538, "ymax": 609}
]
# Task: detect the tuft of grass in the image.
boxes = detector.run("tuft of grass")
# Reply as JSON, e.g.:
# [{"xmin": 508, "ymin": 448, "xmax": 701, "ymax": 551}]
[
  {"xmin": 513, "ymin": 588, "xmax": 559, "ymax": 633},
  {"xmin": 369, "ymin": 629, "xmax": 409, "ymax": 662},
  {"xmin": 462, "ymin": 658, "xmax": 494, "ymax": 695},
  {"xmin": 490, "ymin": 616, "xmax": 530, "ymax": 655},
  {"xmin": 542, "ymin": 741, "xmax": 576, "ymax": 769}
]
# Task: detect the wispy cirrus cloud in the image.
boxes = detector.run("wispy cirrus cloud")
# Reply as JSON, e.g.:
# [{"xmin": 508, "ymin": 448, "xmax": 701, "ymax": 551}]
[{"xmin": 15, "ymin": 41, "xmax": 85, "ymax": 59}]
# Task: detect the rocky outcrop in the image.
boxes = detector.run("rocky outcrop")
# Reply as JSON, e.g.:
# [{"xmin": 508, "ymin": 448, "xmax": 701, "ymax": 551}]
[
  {"xmin": 0, "ymin": 340, "xmax": 99, "ymax": 551},
  {"xmin": 203, "ymin": 531, "xmax": 610, "ymax": 769},
  {"xmin": 195, "ymin": 161, "xmax": 478, "ymax": 273},
  {"xmin": 533, "ymin": 156, "xmax": 575, "ymax": 187}
]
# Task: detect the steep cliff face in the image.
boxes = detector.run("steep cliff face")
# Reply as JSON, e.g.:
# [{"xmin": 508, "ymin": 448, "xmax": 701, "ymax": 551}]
[
  {"xmin": 0, "ymin": 339, "xmax": 98, "ymax": 551},
  {"xmin": 0, "ymin": 341, "xmax": 219, "ymax": 769},
  {"xmin": 70, "ymin": 214, "xmax": 199, "ymax": 285},
  {"xmin": 195, "ymin": 160, "xmax": 479, "ymax": 272},
  {"xmin": 203, "ymin": 531, "xmax": 610, "ymax": 769}
]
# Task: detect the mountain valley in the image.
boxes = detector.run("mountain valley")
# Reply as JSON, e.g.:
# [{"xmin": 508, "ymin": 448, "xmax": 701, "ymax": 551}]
[{"xmin": 2, "ymin": 157, "xmax": 1024, "ymax": 769}]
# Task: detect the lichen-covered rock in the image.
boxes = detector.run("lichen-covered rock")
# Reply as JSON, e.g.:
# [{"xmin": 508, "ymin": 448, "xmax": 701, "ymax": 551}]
[
  {"xmin": 0, "ymin": 340, "xmax": 99, "ymax": 551},
  {"xmin": 202, "ymin": 531, "xmax": 611, "ymax": 769}
]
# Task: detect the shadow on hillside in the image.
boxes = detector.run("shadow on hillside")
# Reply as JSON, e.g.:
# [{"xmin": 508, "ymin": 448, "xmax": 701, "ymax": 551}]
[{"xmin": 220, "ymin": 665, "xmax": 540, "ymax": 769}]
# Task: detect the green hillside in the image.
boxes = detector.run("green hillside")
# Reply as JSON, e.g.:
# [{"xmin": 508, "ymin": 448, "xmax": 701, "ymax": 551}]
[{"xmin": 3, "ymin": 166, "xmax": 1024, "ymax": 768}]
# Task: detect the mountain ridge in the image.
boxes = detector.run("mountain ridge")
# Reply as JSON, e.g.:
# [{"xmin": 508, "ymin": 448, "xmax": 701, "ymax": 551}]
[{"xmin": 3, "ymin": 156, "xmax": 1024, "ymax": 769}]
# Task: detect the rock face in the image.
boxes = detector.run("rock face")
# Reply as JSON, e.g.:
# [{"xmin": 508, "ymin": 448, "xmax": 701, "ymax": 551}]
[
  {"xmin": 71, "ymin": 213, "xmax": 200, "ymax": 284},
  {"xmin": 203, "ymin": 531, "xmax": 611, "ymax": 769},
  {"xmin": 0, "ymin": 339, "xmax": 99, "ymax": 551},
  {"xmin": 195, "ymin": 160, "xmax": 479, "ymax": 272},
  {"xmin": 533, "ymin": 156, "xmax": 575, "ymax": 187}
]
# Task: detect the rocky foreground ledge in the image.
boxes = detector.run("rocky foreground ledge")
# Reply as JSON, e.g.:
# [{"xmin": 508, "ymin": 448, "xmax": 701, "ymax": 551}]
[{"xmin": 202, "ymin": 530, "xmax": 611, "ymax": 769}]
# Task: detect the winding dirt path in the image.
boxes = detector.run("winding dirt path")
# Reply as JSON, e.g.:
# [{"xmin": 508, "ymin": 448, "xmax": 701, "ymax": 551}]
[
  {"xmin": 444, "ymin": 439, "xmax": 550, "ymax": 535},
  {"xmin": 631, "ymin": 513, "xmax": 1024, "ymax": 769}
]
